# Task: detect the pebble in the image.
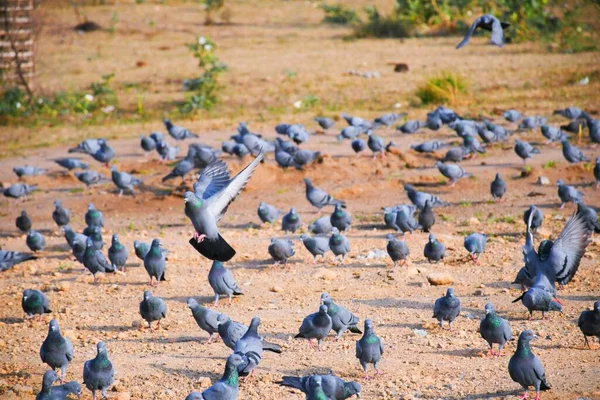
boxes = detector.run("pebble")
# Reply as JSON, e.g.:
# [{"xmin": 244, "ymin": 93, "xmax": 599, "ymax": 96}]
[
  {"xmin": 537, "ymin": 176, "xmax": 550, "ymax": 185},
  {"xmin": 427, "ymin": 272, "xmax": 454, "ymax": 286}
]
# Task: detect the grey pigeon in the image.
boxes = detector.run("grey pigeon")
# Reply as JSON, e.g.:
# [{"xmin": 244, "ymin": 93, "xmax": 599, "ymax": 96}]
[
  {"xmin": 374, "ymin": 112, "xmax": 403, "ymax": 127},
  {"xmin": 397, "ymin": 120, "xmax": 424, "ymax": 134},
  {"xmin": 0, "ymin": 250, "xmax": 36, "ymax": 272},
  {"xmin": 587, "ymin": 118, "xmax": 600, "ymax": 143},
  {"xmin": 418, "ymin": 200, "xmax": 435, "ymax": 233},
  {"xmin": 274, "ymin": 143, "xmax": 298, "ymax": 169},
  {"xmin": 189, "ymin": 144, "xmax": 219, "ymax": 168},
  {"xmin": 36, "ymin": 370, "xmax": 81, "ymax": 400},
  {"xmin": 300, "ymin": 234, "xmax": 330, "ymax": 262},
  {"xmin": 351, "ymin": 138, "xmax": 366, "ymax": 154},
  {"xmin": 40, "ymin": 319, "xmax": 74, "ymax": 382},
  {"xmin": 330, "ymin": 203, "xmax": 351, "ymax": 232},
  {"xmin": 143, "ymin": 238, "xmax": 166, "ymax": 286},
  {"xmin": 595, "ymin": 157, "xmax": 600, "ymax": 188},
  {"xmin": 490, "ymin": 173, "xmax": 506, "ymax": 201},
  {"xmin": 52, "ymin": 201, "xmax": 70, "ymax": 228},
  {"xmin": 395, "ymin": 207, "xmax": 420, "ymax": 235},
  {"xmin": 305, "ymin": 376, "xmax": 328, "ymax": 400},
  {"xmin": 426, "ymin": 112, "xmax": 442, "ymax": 130},
  {"xmin": 82, "ymin": 237, "xmax": 115, "ymax": 282},
  {"xmin": 156, "ymin": 140, "xmax": 179, "ymax": 161},
  {"xmin": 337, "ymin": 126, "xmax": 363, "ymax": 141},
  {"xmin": 149, "ymin": 131, "xmax": 164, "ymax": 143},
  {"xmin": 13, "ymin": 165, "xmax": 46, "ymax": 178},
  {"xmin": 411, "ymin": 140, "xmax": 443, "ymax": 153},
  {"xmin": 355, "ymin": 319, "xmax": 384, "ymax": 379},
  {"xmin": 257, "ymin": 202, "xmax": 279, "ymax": 224},
  {"xmin": 83, "ymin": 341, "xmax": 114, "ymax": 400},
  {"xmin": 268, "ymin": 238, "xmax": 295, "ymax": 264},
  {"xmin": 111, "ymin": 166, "xmax": 142, "ymax": 196},
  {"xmin": 71, "ymin": 238, "xmax": 86, "ymax": 264},
  {"xmin": 540, "ymin": 125, "xmax": 567, "ymax": 143},
  {"xmin": 557, "ymin": 179, "xmax": 583, "ymax": 209},
  {"xmin": 184, "ymin": 150, "xmax": 265, "ymax": 262},
  {"xmin": 63, "ymin": 226, "xmax": 84, "ymax": 249},
  {"xmin": 75, "ymin": 170, "xmax": 108, "ymax": 186},
  {"xmin": 16, "ymin": 210, "xmax": 32, "ymax": 232},
  {"xmin": 90, "ymin": 140, "xmax": 115, "ymax": 166},
  {"xmin": 55, "ymin": 158, "xmax": 89, "ymax": 171},
  {"xmin": 480, "ymin": 303, "xmax": 513, "ymax": 356},
  {"xmin": 514, "ymin": 139, "xmax": 540, "ymax": 165},
  {"xmin": 274, "ymin": 137, "xmax": 298, "ymax": 154},
  {"xmin": 217, "ymin": 314, "xmax": 249, "ymax": 349},
  {"xmin": 435, "ymin": 161, "xmax": 471, "ymax": 186},
  {"xmin": 321, "ymin": 292, "xmax": 361, "ymax": 339},
  {"xmin": 293, "ymin": 149, "xmax": 321, "ymax": 170},
  {"xmin": 404, "ymin": 184, "xmax": 444, "ymax": 209},
  {"xmin": 315, "ymin": 117, "xmax": 335, "ymax": 131},
  {"xmin": 561, "ymin": 138, "xmax": 589, "ymax": 164},
  {"xmin": 140, "ymin": 135, "xmax": 157, "ymax": 155},
  {"xmin": 342, "ymin": 112, "xmax": 372, "ymax": 129},
  {"xmin": 68, "ymin": 138, "xmax": 102, "ymax": 154},
  {"xmin": 513, "ymin": 266, "xmax": 534, "ymax": 291},
  {"xmin": 383, "ymin": 207, "xmax": 400, "ymax": 232},
  {"xmin": 329, "ymin": 227, "xmax": 350, "ymax": 262},
  {"xmin": 164, "ymin": 118, "xmax": 198, "ymax": 140},
  {"xmin": 187, "ymin": 298, "xmax": 221, "ymax": 343},
  {"xmin": 577, "ymin": 203, "xmax": 600, "ymax": 234},
  {"xmin": 504, "ymin": 110, "xmax": 522, "ymax": 123},
  {"xmin": 133, "ymin": 240, "xmax": 149, "ymax": 261},
  {"xmin": 85, "ymin": 204, "xmax": 104, "ymax": 227},
  {"xmin": 304, "ymin": 178, "xmax": 345, "ymax": 211},
  {"xmin": 513, "ymin": 283, "xmax": 563, "ymax": 320},
  {"xmin": 295, "ymin": 304, "xmax": 333, "ymax": 350},
  {"xmin": 456, "ymin": 14, "xmax": 509, "ymax": 49},
  {"xmin": 190, "ymin": 354, "xmax": 243, "ymax": 400},
  {"xmin": 508, "ymin": 330, "xmax": 551, "ymax": 399},
  {"xmin": 108, "ymin": 234, "xmax": 128, "ymax": 272},
  {"xmin": 232, "ymin": 143, "xmax": 249, "ymax": 158},
  {"xmin": 233, "ymin": 317, "xmax": 272, "ymax": 377},
  {"xmin": 386, "ymin": 233, "xmax": 409, "ymax": 267},
  {"xmin": 442, "ymin": 146, "xmax": 468, "ymax": 163},
  {"xmin": 83, "ymin": 225, "xmax": 103, "ymax": 251},
  {"xmin": 208, "ymin": 260, "xmax": 243, "ymax": 305},
  {"xmin": 242, "ymin": 133, "xmax": 269, "ymax": 157},
  {"xmin": 578, "ymin": 301, "xmax": 600, "ymax": 349},
  {"xmin": 282, "ymin": 208, "xmax": 301, "ymax": 234},
  {"xmin": 22, "ymin": 289, "xmax": 51, "ymax": 320},
  {"xmin": 287, "ymin": 124, "xmax": 310, "ymax": 145},
  {"xmin": 308, "ymin": 216, "xmax": 333, "ymax": 235},
  {"xmin": 433, "ymin": 288, "xmax": 461, "ymax": 329},
  {"xmin": 463, "ymin": 134, "xmax": 486, "ymax": 155},
  {"xmin": 366, "ymin": 130, "xmax": 385, "ymax": 158},
  {"xmin": 4, "ymin": 183, "xmax": 37, "ymax": 199},
  {"xmin": 162, "ymin": 153, "xmax": 195, "ymax": 183},
  {"xmin": 519, "ymin": 116, "xmax": 547, "ymax": 130},
  {"xmin": 26, "ymin": 230, "xmax": 46, "ymax": 252},
  {"xmin": 553, "ymin": 106, "xmax": 584, "ymax": 120},
  {"xmin": 523, "ymin": 206, "xmax": 543, "ymax": 233},
  {"xmin": 424, "ymin": 234, "xmax": 445, "ymax": 263},
  {"xmin": 464, "ymin": 233, "xmax": 487, "ymax": 264},
  {"xmin": 221, "ymin": 140, "xmax": 237, "ymax": 155},
  {"xmin": 139, "ymin": 290, "xmax": 167, "ymax": 330},
  {"xmin": 278, "ymin": 374, "xmax": 361, "ymax": 400}
]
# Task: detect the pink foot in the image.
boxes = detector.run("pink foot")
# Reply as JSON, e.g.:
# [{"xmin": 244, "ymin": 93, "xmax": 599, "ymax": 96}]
[{"xmin": 193, "ymin": 232, "xmax": 206, "ymax": 243}]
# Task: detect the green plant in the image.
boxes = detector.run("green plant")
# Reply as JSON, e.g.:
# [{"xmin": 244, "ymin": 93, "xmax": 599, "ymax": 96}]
[
  {"xmin": 353, "ymin": 5, "xmax": 410, "ymax": 38},
  {"xmin": 200, "ymin": 0, "xmax": 225, "ymax": 25},
  {"xmin": 320, "ymin": 4, "xmax": 360, "ymax": 25},
  {"xmin": 543, "ymin": 160, "xmax": 557, "ymax": 169},
  {"xmin": 415, "ymin": 71, "xmax": 468, "ymax": 105}
]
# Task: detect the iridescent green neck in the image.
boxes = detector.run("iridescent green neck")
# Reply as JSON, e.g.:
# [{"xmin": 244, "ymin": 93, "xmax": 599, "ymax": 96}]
[
  {"xmin": 223, "ymin": 364, "xmax": 239, "ymax": 386},
  {"xmin": 516, "ymin": 341, "xmax": 531, "ymax": 357}
]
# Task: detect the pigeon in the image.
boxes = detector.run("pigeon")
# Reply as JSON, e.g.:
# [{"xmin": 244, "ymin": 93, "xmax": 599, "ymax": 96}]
[
  {"xmin": 595, "ymin": 157, "xmax": 600, "ymax": 189},
  {"xmin": 519, "ymin": 116, "xmax": 547, "ymax": 130},
  {"xmin": 426, "ymin": 112, "xmax": 442, "ymax": 130},
  {"xmin": 232, "ymin": 143, "xmax": 250, "ymax": 158},
  {"xmin": 295, "ymin": 304, "xmax": 333, "ymax": 350},
  {"xmin": 156, "ymin": 140, "xmax": 179, "ymax": 161},
  {"xmin": 282, "ymin": 208, "xmax": 301, "ymax": 234},
  {"xmin": 553, "ymin": 107, "xmax": 585, "ymax": 120},
  {"xmin": 342, "ymin": 112, "xmax": 372, "ymax": 129},
  {"xmin": 187, "ymin": 298, "xmax": 221, "ymax": 343},
  {"xmin": 411, "ymin": 140, "xmax": 444, "ymax": 153},
  {"xmin": 143, "ymin": 239, "xmax": 166, "ymax": 286},
  {"xmin": 133, "ymin": 240, "xmax": 150, "ymax": 261},
  {"xmin": 383, "ymin": 207, "xmax": 400, "ymax": 232},
  {"xmin": 513, "ymin": 266, "xmax": 535, "ymax": 291},
  {"xmin": 0, "ymin": 250, "xmax": 36, "ymax": 272},
  {"xmin": 74, "ymin": 170, "xmax": 108, "ymax": 186},
  {"xmin": 464, "ymin": 233, "xmax": 487, "ymax": 264},
  {"xmin": 479, "ymin": 303, "xmax": 513, "ymax": 356},
  {"xmin": 13, "ymin": 165, "xmax": 46, "ymax": 178},
  {"xmin": 441, "ymin": 146, "xmax": 468, "ymax": 163},
  {"xmin": 83, "ymin": 342, "xmax": 114, "ymax": 400},
  {"xmin": 578, "ymin": 301, "xmax": 600, "ymax": 349},
  {"xmin": 164, "ymin": 118, "xmax": 198, "ymax": 140},
  {"xmin": 561, "ymin": 139, "xmax": 589, "ymax": 164},
  {"xmin": 395, "ymin": 207, "xmax": 420, "ymax": 235},
  {"xmin": 16, "ymin": 210, "xmax": 32, "ymax": 232},
  {"xmin": 55, "ymin": 158, "xmax": 89, "ymax": 171},
  {"xmin": 404, "ymin": 184, "xmax": 444, "ymax": 209},
  {"xmin": 309, "ymin": 216, "xmax": 333, "ymax": 235},
  {"xmin": 36, "ymin": 370, "xmax": 81, "ymax": 400},
  {"xmin": 416, "ymin": 201, "xmax": 435, "ymax": 233},
  {"xmin": 82, "ymin": 237, "xmax": 115, "ymax": 282},
  {"xmin": 490, "ymin": 173, "xmax": 507, "ymax": 201},
  {"xmin": 90, "ymin": 140, "xmax": 115, "ymax": 166},
  {"xmin": 293, "ymin": 149, "xmax": 321, "ymax": 170},
  {"xmin": 337, "ymin": 126, "xmax": 363, "ymax": 141},
  {"xmin": 71, "ymin": 238, "xmax": 87, "ymax": 264},
  {"xmin": 514, "ymin": 139, "xmax": 540, "ymax": 165},
  {"xmin": 208, "ymin": 260, "xmax": 243, "ymax": 305},
  {"xmin": 274, "ymin": 143, "xmax": 298, "ymax": 169},
  {"xmin": 435, "ymin": 161, "xmax": 471, "ymax": 186},
  {"xmin": 139, "ymin": 290, "xmax": 167, "ymax": 330},
  {"xmin": 330, "ymin": 203, "xmax": 352, "ymax": 232},
  {"xmin": 216, "ymin": 314, "xmax": 282, "ymax": 352},
  {"xmin": 329, "ymin": 227, "xmax": 350, "ymax": 262},
  {"xmin": 397, "ymin": 120, "xmax": 424, "ymax": 134},
  {"xmin": 233, "ymin": 317, "xmax": 272, "ymax": 377},
  {"xmin": 221, "ymin": 140, "xmax": 237, "ymax": 155},
  {"xmin": 577, "ymin": 203, "xmax": 600, "ymax": 234},
  {"xmin": 288, "ymin": 125, "xmax": 310, "ymax": 144},
  {"xmin": 315, "ymin": 117, "xmax": 335, "ymax": 131},
  {"xmin": 355, "ymin": 319, "xmax": 384, "ymax": 379},
  {"xmin": 540, "ymin": 125, "xmax": 567, "ymax": 143},
  {"xmin": 111, "ymin": 166, "xmax": 142, "ymax": 196},
  {"xmin": 278, "ymin": 375, "xmax": 361, "ymax": 400},
  {"xmin": 189, "ymin": 144, "xmax": 219, "ymax": 168},
  {"xmin": 300, "ymin": 234, "xmax": 330, "ymax": 263},
  {"xmin": 257, "ymin": 202, "xmax": 279, "ymax": 224},
  {"xmin": 188, "ymin": 354, "xmax": 244, "ymax": 400},
  {"xmin": 149, "ymin": 132, "xmax": 164, "ymax": 143},
  {"xmin": 557, "ymin": 179, "xmax": 583, "ymax": 209},
  {"xmin": 374, "ymin": 112, "xmax": 403, "ymax": 127},
  {"xmin": 62, "ymin": 226, "xmax": 84, "ymax": 249},
  {"xmin": 523, "ymin": 206, "xmax": 543, "ymax": 233},
  {"xmin": 366, "ymin": 130, "xmax": 385, "ymax": 158},
  {"xmin": 320, "ymin": 293, "xmax": 361, "ymax": 339},
  {"xmin": 424, "ymin": 234, "xmax": 445, "ymax": 263},
  {"xmin": 433, "ymin": 288, "xmax": 461, "ymax": 329},
  {"xmin": 184, "ymin": 150, "xmax": 265, "ymax": 262},
  {"xmin": 463, "ymin": 134, "xmax": 486, "ymax": 155},
  {"xmin": 587, "ymin": 118, "xmax": 600, "ymax": 143},
  {"xmin": 22, "ymin": 289, "xmax": 51, "ymax": 320},
  {"xmin": 242, "ymin": 133, "xmax": 269, "ymax": 157},
  {"xmin": 108, "ymin": 234, "xmax": 128, "ymax": 272},
  {"xmin": 69, "ymin": 138, "xmax": 103, "ymax": 155},
  {"xmin": 456, "ymin": 14, "xmax": 509, "ymax": 49},
  {"xmin": 268, "ymin": 238, "xmax": 295, "ymax": 264},
  {"xmin": 351, "ymin": 138, "xmax": 366, "ymax": 154},
  {"xmin": 4, "ymin": 183, "xmax": 37, "ymax": 199},
  {"xmin": 139, "ymin": 135, "xmax": 157, "ymax": 155},
  {"xmin": 274, "ymin": 137, "xmax": 298, "ymax": 154},
  {"xmin": 508, "ymin": 330, "xmax": 551, "ymax": 400},
  {"xmin": 26, "ymin": 230, "xmax": 46, "ymax": 252},
  {"xmin": 85, "ymin": 204, "xmax": 104, "ymax": 227},
  {"xmin": 51, "ymin": 201, "xmax": 70, "ymax": 228},
  {"xmin": 304, "ymin": 178, "xmax": 345, "ymax": 211},
  {"xmin": 162, "ymin": 153, "xmax": 195, "ymax": 183},
  {"xmin": 386, "ymin": 234, "xmax": 409, "ymax": 267},
  {"xmin": 83, "ymin": 225, "xmax": 104, "ymax": 251},
  {"xmin": 40, "ymin": 319, "xmax": 74, "ymax": 382},
  {"xmin": 504, "ymin": 110, "xmax": 522, "ymax": 123}
]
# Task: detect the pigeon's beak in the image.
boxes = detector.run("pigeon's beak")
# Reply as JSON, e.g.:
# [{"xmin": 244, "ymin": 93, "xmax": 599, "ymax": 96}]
[
  {"xmin": 484, "ymin": 309, "xmax": 490, "ymax": 315},
  {"xmin": 23, "ymin": 296, "xmax": 27, "ymax": 301},
  {"xmin": 356, "ymin": 393, "xmax": 362, "ymax": 399},
  {"xmin": 184, "ymin": 197, "xmax": 189, "ymax": 203}
]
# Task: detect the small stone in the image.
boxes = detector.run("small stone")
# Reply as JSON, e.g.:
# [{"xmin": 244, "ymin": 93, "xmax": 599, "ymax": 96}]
[
  {"xmin": 313, "ymin": 268, "xmax": 337, "ymax": 280},
  {"xmin": 270, "ymin": 286, "xmax": 283, "ymax": 293},
  {"xmin": 412, "ymin": 329, "xmax": 427, "ymax": 337},
  {"xmin": 537, "ymin": 176, "xmax": 550, "ymax": 185},
  {"xmin": 131, "ymin": 320, "xmax": 143, "ymax": 328},
  {"xmin": 468, "ymin": 217, "xmax": 480, "ymax": 226},
  {"xmin": 427, "ymin": 272, "xmax": 454, "ymax": 286},
  {"xmin": 198, "ymin": 377, "xmax": 212, "ymax": 388}
]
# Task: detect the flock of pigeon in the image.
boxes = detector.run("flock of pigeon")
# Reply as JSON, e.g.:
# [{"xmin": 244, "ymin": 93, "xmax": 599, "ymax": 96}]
[{"xmin": 2, "ymin": 13, "xmax": 600, "ymax": 400}]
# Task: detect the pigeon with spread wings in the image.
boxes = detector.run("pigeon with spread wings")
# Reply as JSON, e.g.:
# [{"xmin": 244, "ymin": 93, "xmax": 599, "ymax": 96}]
[
  {"xmin": 185, "ymin": 149, "xmax": 265, "ymax": 262},
  {"xmin": 456, "ymin": 15, "xmax": 509, "ymax": 49}
]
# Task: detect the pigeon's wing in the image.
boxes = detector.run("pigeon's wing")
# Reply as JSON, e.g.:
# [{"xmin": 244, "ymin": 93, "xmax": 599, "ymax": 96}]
[
  {"xmin": 523, "ymin": 209, "xmax": 538, "ymax": 276},
  {"xmin": 222, "ymin": 270, "xmax": 241, "ymax": 292},
  {"xmin": 433, "ymin": 298, "xmax": 441, "ymax": 317},
  {"xmin": 532, "ymin": 356, "xmax": 547, "ymax": 384},
  {"xmin": 456, "ymin": 16, "xmax": 481, "ymax": 49},
  {"xmin": 355, "ymin": 340, "xmax": 363, "ymax": 358},
  {"xmin": 490, "ymin": 19, "xmax": 505, "ymax": 46},
  {"xmin": 65, "ymin": 337, "xmax": 74, "ymax": 361},
  {"xmin": 194, "ymin": 159, "xmax": 231, "ymax": 199},
  {"xmin": 202, "ymin": 382, "xmax": 230, "ymax": 399},
  {"xmin": 546, "ymin": 212, "xmax": 590, "ymax": 285},
  {"xmin": 379, "ymin": 336, "xmax": 384, "ymax": 354},
  {"xmin": 204, "ymin": 311, "xmax": 221, "ymax": 331},
  {"xmin": 206, "ymin": 149, "xmax": 265, "ymax": 221}
]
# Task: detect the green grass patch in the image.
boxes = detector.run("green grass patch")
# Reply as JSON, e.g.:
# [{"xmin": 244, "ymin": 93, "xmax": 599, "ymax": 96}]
[
  {"xmin": 414, "ymin": 72, "xmax": 468, "ymax": 106},
  {"xmin": 543, "ymin": 160, "xmax": 557, "ymax": 169}
]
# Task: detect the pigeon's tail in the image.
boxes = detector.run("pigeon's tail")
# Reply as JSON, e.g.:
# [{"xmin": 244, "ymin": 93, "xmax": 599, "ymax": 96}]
[
  {"xmin": 161, "ymin": 172, "xmax": 177, "ymax": 182},
  {"xmin": 68, "ymin": 147, "xmax": 85, "ymax": 154},
  {"xmin": 278, "ymin": 376, "xmax": 304, "ymax": 390},
  {"xmin": 294, "ymin": 333, "xmax": 305, "ymax": 339},
  {"xmin": 189, "ymin": 132, "xmax": 199, "ymax": 138},
  {"xmin": 511, "ymin": 293, "xmax": 524, "ymax": 303},
  {"xmin": 188, "ymin": 235, "xmax": 236, "ymax": 262},
  {"xmin": 160, "ymin": 272, "xmax": 166, "ymax": 281},
  {"xmin": 540, "ymin": 379, "xmax": 551, "ymax": 391},
  {"xmin": 233, "ymin": 288, "xmax": 244, "ymax": 296},
  {"xmin": 261, "ymin": 340, "xmax": 282, "ymax": 353},
  {"xmin": 348, "ymin": 325, "xmax": 362, "ymax": 334}
]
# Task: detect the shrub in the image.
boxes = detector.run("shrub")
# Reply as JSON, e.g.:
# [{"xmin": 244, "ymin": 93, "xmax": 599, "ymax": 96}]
[
  {"xmin": 414, "ymin": 71, "xmax": 468, "ymax": 106},
  {"xmin": 353, "ymin": 6, "xmax": 410, "ymax": 38},
  {"xmin": 200, "ymin": 0, "xmax": 225, "ymax": 25},
  {"xmin": 320, "ymin": 4, "xmax": 360, "ymax": 25}
]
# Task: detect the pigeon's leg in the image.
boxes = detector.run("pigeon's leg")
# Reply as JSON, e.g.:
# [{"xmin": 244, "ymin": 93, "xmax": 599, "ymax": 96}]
[
  {"xmin": 487, "ymin": 345, "xmax": 495, "ymax": 357},
  {"xmin": 497, "ymin": 343, "xmax": 505, "ymax": 357},
  {"xmin": 528, "ymin": 311, "xmax": 533, "ymax": 321},
  {"xmin": 554, "ymin": 296, "xmax": 564, "ymax": 305},
  {"xmin": 449, "ymin": 180, "xmax": 457, "ymax": 187},
  {"xmin": 313, "ymin": 256, "xmax": 317, "ymax": 265},
  {"xmin": 374, "ymin": 363, "xmax": 384, "ymax": 377},
  {"xmin": 194, "ymin": 232, "xmax": 207, "ymax": 243},
  {"xmin": 393, "ymin": 261, "xmax": 397, "ymax": 268},
  {"xmin": 317, "ymin": 339, "xmax": 324, "ymax": 351},
  {"xmin": 227, "ymin": 295, "xmax": 233, "ymax": 307},
  {"xmin": 559, "ymin": 202, "xmax": 565, "ymax": 210},
  {"xmin": 93, "ymin": 274, "xmax": 97, "ymax": 284},
  {"xmin": 541, "ymin": 311, "xmax": 546, "ymax": 320},
  {"xmin": 38, "ymin": 313, "xmax": 43, "ymax": 322},
  {"xmin": 118, "ymin": 189, "xmax": 123, "ymax": 197},
  {"xmin": 148, "ymin": 320, "xmax": 153, "ymax": 331},
  {"xmin": 307, "ymin": 339, "xmax": 316, "ymax": 349},
  {"xmin": 206, "ymin": 333, "xmax": 214, "ymax": 344},
  {"xmin": 214, "ymin": 293, "xmax": 220, "ymax": 306},
  {"xmin": 130, "ymin": 188, "xmax": 136, "ymax": 197},
  {"xmin": 583, "ymin": 335, "xmax": 591, "ymax": 349},
  {"xmin": 101, "ymin": 387, "xmax": 109, "ymax": 399},
  {"xmin": 156, "ymin": 319, "xmax": 161, "ymax": 330},
  {"xmin": 92, "ymin": 390, "xmax": 97, "ymax": 400},
  {"xmin": 60, "ymin": 365, "xmax": 67, "ymax": 383},
  {"xmin": 362, "ymin": 362, "xmax": 370, "ymax": 380},
  {"xmin": 448, "ymin": 321, "xmax": 453, "ymax": 331},
  {"xmin": 533, "ymin": 393, "xmax": 540, "ymax": 400},
  {"xmin": 517, "ymin": 391, "xmax": 528, "ymax": 400}
]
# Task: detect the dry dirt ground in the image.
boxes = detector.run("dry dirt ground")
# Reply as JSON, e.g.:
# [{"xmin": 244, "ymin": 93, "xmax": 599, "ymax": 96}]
[{"xmin": 1, "ymin": 1, "xmax": 600, "ymax": 400}]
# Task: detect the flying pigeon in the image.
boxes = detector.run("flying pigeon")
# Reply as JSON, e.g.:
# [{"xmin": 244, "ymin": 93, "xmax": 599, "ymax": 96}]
[
  {"xmin": 295, "ymin": 304, "xmax": 333, "ymax": 350},
  {"xmin": 464, "ymin": 233, "xmax": 487, "ymax": 264},
  {"xmin": 490, "ymin": 173, "xmax": 506, "ymax": 201},
  {"xmin": 22, "ymin": 289, "xmax": 51, "ymax": 321},
  {"xmin": 143, "ymin": 239, "xmax": 166, "ymax": 286},
  {"xmin": 268, "ymin": 238, "xmax": 295, "ymax": 264},
  {"xmin": 187, "ymin": 298, "xmax": 221, "ymax": 343},
  {"xmin": 208, "ymin": 260, "xmax": 243, "ymax": 305},
  {"xmin": 433, "ymin": 288, "xmax": 461, "ymax": 330},
  {"xmin": 304, "ymin": 178, "xmax": 345, "ymax": 211},
  {"xmin": 320, "ymin": 293, "xmax": 362, "ymax": 339},
  {"xmin": 456, "ymin": 14, "xmax": 509, "ymax": 49},
  {"xmin": 386, "ymin": 234, "xmax": 409, "ymax": 267},
  {"xmin": 16, "ymin": 210, "xmax": 32, "ymax": 232},
  {"xmin": 355, "ymin": 319, "xmax": 384, "ymax": 379},
  {"xmin": 40, "ymin": 319, "xmax": 74, "ymax": 382},
  {"xmin": 578, "ymin": 301, "xmax": 600, "ymax": 349},
  {"xmin": 83, "ymin": 341, "xmax": 115, "ymax": 400},
  {"xmin": 480, "ymin": 303, "xmax": 513, "ymax": 356},
  {"xmin": 282, "ymin": 208, "xmax": 301, "ymax": 234},
  {"xmin": 508, "ymin": 330, "xmax": 551, "ymax": 400},
  {"xmin": 139, "ymin": 290, "xmax": 167, "ymax": 331},
  {"xmin": 164, "ymin": 119, "xmax": 198, "ymax": 140}
]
